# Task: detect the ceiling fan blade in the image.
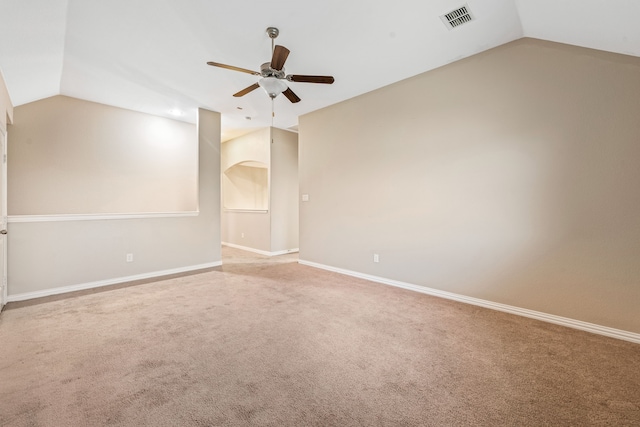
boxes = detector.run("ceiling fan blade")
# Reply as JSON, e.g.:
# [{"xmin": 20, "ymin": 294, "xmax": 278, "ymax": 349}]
[
  {"xmin": 287, "ymin": 75, "xmax": 335, "ymax": 84},
  {"xmin": 271, "ymin": 45, "xmax": 290, "ymax": 71},
  {"xmin": 207, "ymin": 61, "xmax": 260, "ymax": 76},
  {"xmin": 233, "ymin": 83, "xmax": 260, "ymax": 97},
  {"xmin": 282, "ymin": 87, "xmax": 301, "ymax": 103}
]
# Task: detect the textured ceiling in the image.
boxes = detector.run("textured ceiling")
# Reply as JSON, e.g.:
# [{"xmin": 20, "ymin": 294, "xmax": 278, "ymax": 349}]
[{"xmin": 1, "ymin": 0, "xmax": 638, "ymax": 140}]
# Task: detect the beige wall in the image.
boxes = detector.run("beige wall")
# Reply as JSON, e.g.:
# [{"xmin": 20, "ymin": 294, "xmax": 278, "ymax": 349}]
[
  {"xmin": 299, "ymin": 38, "xmax": 640, "ymax": 333},
  {"xmin": 7, "ymin": 107, "xmax": 221, "ymax": 297},
  {"xmin": 8, "ymin": 96, "xmax": 197, "ymax": 215},
  {"xmin": 223, "ymin": 211, "xmax": 271, "ymax": 252},
  {"xmin": 270, "ymin": 128, "xmax": 299, "ymax": 252}
]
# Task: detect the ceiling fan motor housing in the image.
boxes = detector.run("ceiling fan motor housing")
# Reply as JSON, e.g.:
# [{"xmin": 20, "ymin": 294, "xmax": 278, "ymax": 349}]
[{"xmin": 260, "ymin": 62, "xmax": 285, "ymax": 79}]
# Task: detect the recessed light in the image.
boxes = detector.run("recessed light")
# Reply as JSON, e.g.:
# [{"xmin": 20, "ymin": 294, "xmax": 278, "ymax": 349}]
[{"xmin": 168, "ymin": 109, "xmax": 184, "ymax": 116}]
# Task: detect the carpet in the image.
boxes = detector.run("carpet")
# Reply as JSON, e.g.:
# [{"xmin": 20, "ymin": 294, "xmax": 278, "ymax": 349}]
[{"xmin": 0, "ymin": 247, "xmax": 638, "ymax": 426}]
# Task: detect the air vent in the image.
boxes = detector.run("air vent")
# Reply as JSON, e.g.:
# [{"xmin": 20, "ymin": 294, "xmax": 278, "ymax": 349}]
[{"xmin": 441, "ymin": 5, "xmax": 474, "ymax": 30}]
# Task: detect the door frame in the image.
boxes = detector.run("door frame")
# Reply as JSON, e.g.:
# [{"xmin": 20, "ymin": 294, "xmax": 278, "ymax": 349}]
[{"xmin": 0, "ymin": 126, "xmax": 6, "ymax": 308}]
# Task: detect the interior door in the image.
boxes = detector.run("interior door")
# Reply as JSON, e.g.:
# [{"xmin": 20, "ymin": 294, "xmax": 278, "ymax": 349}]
[{"xmin": 0, "ymin": 128, "xmax": 6, "ymax": 308}]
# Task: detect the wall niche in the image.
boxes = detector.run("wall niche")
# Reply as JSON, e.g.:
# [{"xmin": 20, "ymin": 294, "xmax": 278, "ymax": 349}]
[
  {"xmin": 221, "ymin": 127, "xmax": 298, "ymax": 254},
  {"xmin": 223, "ymin": 161, "xmax": 268, "ymax": 211}
]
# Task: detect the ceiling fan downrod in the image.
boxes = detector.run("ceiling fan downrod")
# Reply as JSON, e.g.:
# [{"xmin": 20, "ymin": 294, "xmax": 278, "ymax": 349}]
[{"xmin": 266, "ymin": 27, "xmax": 279, "ymax": 54}]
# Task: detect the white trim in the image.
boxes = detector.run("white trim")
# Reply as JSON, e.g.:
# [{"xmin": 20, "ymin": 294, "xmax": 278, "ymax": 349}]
[
  {"xmin": 270, "ymin": 248, "xmax": 300, "ymax": 256},
  {"xmin": 6, "ymin": 261, "xmax": 222, "ymax": 302},
  {"xmin": 298, "ymin": 259, "xmax": 640, "ymax": 345},
  {"xmin": 8, "ymin": 212, "xmax": 199, "ymax": 223},
  {"xmin": 222, "ymin": 242, "xmax": 299, "ymax": 257},
  {"xmin": 0, "ymin": 129, "xmax": 6, "ymax": 308}
]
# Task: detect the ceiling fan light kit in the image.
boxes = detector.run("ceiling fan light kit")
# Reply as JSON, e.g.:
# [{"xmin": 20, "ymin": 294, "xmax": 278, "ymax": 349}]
[
  {"xmin": 207, "ymin": 27, "xmax": 334, "ymax": 104},
  {"xmin": 258, "ymin": 77, "xmax": 288, "ymax": 99}
]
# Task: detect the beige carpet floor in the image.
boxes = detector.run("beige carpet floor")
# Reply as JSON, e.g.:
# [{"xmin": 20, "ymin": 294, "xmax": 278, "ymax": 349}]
[{"xmin": 1, "ymin": 247, "xmax": 639, "ymax": 426}]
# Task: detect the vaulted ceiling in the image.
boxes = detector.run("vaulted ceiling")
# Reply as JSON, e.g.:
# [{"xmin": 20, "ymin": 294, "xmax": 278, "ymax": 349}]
[{"xmin": 1, "ymin": 1, "xmax": 638, "ymax": 140}]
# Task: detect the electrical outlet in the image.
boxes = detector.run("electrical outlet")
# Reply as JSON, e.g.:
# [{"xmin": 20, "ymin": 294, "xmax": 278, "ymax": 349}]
[
  {"xmin": 373, "ymin": 253, "xmax": 379, "ymax": 263},
  {"xmin": 241, "ymin": 233, "xmax": 245, "ymax": 238},
  {"xmin": 126, "ymin": 253, "xmax": 133, "ymax": 263}
]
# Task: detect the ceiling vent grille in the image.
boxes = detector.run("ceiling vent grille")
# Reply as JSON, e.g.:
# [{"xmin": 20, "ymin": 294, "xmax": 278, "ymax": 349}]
[{"xmin": 441, "ymin": 5, "xmax": 474, "ymax": 30}]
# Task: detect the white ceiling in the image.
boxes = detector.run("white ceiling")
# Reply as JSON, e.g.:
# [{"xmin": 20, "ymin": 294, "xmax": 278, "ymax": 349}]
[{"xmin": 1, "ymin": 0, "xmax": 638, "ymax": 140}]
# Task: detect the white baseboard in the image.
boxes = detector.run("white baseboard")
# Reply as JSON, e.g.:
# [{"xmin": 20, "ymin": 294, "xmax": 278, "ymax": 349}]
[
  {"xmin": 298, "ymin": 259, "xmax": 640, "ymax": 345},
  {"xmin": 8, "ymin": 211, "xmax": 199, "ymax": 223},
  {"xmin": 7, "ymin": 261, "xmax": 222, "ymax": 302},
  {"xmin": 222, "ymin": 242, "xmax": 299, "ymax": 257}
]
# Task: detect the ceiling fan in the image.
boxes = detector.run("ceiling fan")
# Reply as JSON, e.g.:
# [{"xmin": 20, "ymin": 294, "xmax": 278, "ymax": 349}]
[{"xmin": 207, "ymin": 27, "xmax": 334, "ymax": 103}]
